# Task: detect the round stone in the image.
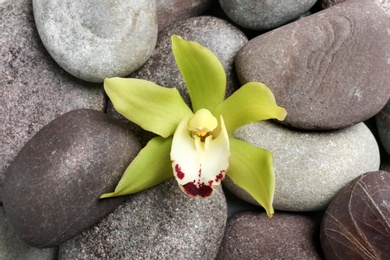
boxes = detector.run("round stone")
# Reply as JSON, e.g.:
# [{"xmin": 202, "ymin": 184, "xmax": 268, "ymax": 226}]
[
  {"xmin": 321, "ymin": 171, "xmax": 390, "ymax": 259},
  {"xmin": 217, "ymin": 211, "xmax": 322, "ymax": 259},
  {"xmin": 235, "ymin": 0, "xmax": 390, "ymax": 130},
  {"xmin": 375, "ymin": 100, "xmax": 390, "ymax": 156},
  {"xmin": 225, "ymin": 121, "xmax": 380, "ymax": 211},
  {"xmin": 218, "ymin": 0, "xmax": 317, "ymax": 30},
  {"xmin": 2, "ymin": 109, "xmax": 141, "ymax": 247},
  {"xmin": 59, "ymin": 178, "xmax": 227, "ymax": 259},
  {"xmin": 32, "ymin": 0, "xmax": 158, "ymax": 82},
  {"xmin": 0, "ymin": 0, "xmax": 105, "ymax": 203}
]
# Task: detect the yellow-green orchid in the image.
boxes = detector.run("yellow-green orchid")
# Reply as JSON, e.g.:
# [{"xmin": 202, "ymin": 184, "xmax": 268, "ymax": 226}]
[{"xmin": 100, "ymin": 35, "xmax": 287, "ymax": 217}]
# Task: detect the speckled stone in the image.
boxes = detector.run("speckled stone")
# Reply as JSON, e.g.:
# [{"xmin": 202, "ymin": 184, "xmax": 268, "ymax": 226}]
[
  {"xmin": 59, "ymin": 178, "xmax": 227, "ymax": 259},
  {"xmin": 217, "ymin": 211, "xmax": 322, "ymax": 259},
  {"xmin": 33, "ymin": 0, "xmax": 158, "ymax": 82},
  {"xmin": 107, "ymin": 16, "xmax": 247, "ymax": 142},
  {"xmin": 157, "ymin": 0, "xmax": 214, "ymax": 31},
  {"xmin": 0, "ymin": 0, "xmax": 105, "ymax": 203},
  {"xmin": 218, "ymin": 0, "xmax": 317, "ymax": 31},
  {"xmin": 2, "ymin": 109, "xmax": 141, "ymax": 248},
  {"xmin": 235, "ymin": 0, "xmax": 390, "ymax": 130},
  {"xmin": 225, "ymin": 121, "xmax": 380, "ymax": 211},
  {"xmin": 321, "ymin": 171, "xmax": 390, "ymax": 259},
  {"xmin": 0, "ymin": 206, "xmax": 57, "ymax": 259}
]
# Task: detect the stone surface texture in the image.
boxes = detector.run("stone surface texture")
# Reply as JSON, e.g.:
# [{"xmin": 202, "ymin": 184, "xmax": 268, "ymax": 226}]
[
  {"xmin": 2, "ymin": 109, "xmax": 141, "ymax": 248},
  {"xmin": 322, "ymin": 0, "xmax": 390, "ymax": 15},
  {"xmin": 227, "ymin": 121, "xmax": 380, "ymax": 211},
  {"xmin": 0, "ymin": 206, "xmax": 57, "ymax": 259},
  {"xmin": 235, "ymin": 0, "xmax": 390, "ymax": 130},
  {"xmin": 217, "ymin": 211, "xmax": 322, "ymax": 259},
  {"xmin": 157, "ymin": 0, "xmax": 214, "ymax": 31},
  {"xmin": 59, "ymin": 178, "xmax": 227, "ymax": 259},
  {"xmin": 0, "ymin": 0, "xmax": 105, "ymax": 203},
  {"xmin": 219, "ymin": 0, "xmax": 317, "ymax": 30},
  {"xmin": 33, "ymin": 0, "xmax": 158, "ymax": 82},
  {"xmin": 321, "ymin": 171, "xmax": 390, "ymax": 259},
  {"xmin": 376, "ymin": 100, "xmax": 390, "ymax": 156}
]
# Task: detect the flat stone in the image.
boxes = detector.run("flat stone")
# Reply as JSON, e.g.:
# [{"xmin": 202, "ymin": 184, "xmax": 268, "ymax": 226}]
[
  {"xmin": 321, "ymin": 171, "xmax": 390, "ymax": 259},
  {"xmin": 33, "ymin": 0, "xmax": 158, "ymax": 82},
  {"xmin": 59, "ymin": 178, "xmax": 227, "ymax": 259},
  {"xmin": 2, "ymin": 109, "xmax": 141, "ymax": 248},
  {"xmin": 157, "ymin": 0, "xmax": 214, "ymax": 31},
  {"xmin": 235, "ymin": 0, "xmax": 390, "ymax": 130},
  {"xmin": 225, "ymin": 121, "xmax": 380, "ymax": 211},
  {"xmin": 218, "ymin": 0, "xmax": 317, "ymax": 30},
  {"xmin": 107, "ymin": 16, "xmax": 247, "ymax": 141},
  {"xmin": 322, "ymin": 0, "xmax": 390, "ymax": 16},
  {"xmin": 217, "ymin": 211, "xmax": 322, "ymax": 259},
  {"xmin": 0, "ymin": 0, "xmax": 105, "ymax": 203},
  {"xmin": 0, "ymin": 206, "xmax": 57, "ymax": 259}
]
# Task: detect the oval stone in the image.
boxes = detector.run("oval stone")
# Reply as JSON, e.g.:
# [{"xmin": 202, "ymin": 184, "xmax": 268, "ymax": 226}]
[
  {"xmin": 225, "ymin": 121, "xmax": 380, "ymax": 211},
  {"xmin": 235, "ymin": 0, "xmax": 390, "ymax": 130},
  {"xmin": 33, "ymin": 0, "xmax": 158, "ymax": 82},
  {"xmin": 59, "ymin": 178, "xmax": 227, "ymax": 259},
  {"xmin": 375, "ymin": 100, "xmax": 390, "ymax": 156},
  {"xmin": 2, "ymin": 109, "xmax": 141, "ymax": 247},
  {"xmin": 217, "ymin": 211, "xmax": 322, "ymax": 259},
  {"xmin": 218, "ymin": 0, "xmax": 317, "ymax": 31},
  {"xmin": 321, "ymin": 171, "xmax": 390, "ymax": 259}
]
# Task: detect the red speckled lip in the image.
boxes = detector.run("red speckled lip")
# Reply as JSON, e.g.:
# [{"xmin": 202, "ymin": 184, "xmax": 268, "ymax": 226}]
[
  {"xmin": 174, "ymin": 164, "xmax": 185, "ymax": 180},
  {"xmin": 182, "ymin": 182, "xmax": 213, "ymax": 198}
]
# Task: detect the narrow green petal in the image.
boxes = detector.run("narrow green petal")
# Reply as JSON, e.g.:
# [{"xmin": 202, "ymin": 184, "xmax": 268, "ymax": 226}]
[
  {"xmin": 171, "ymin": 35, "xmax": 226, "ymax": 112},
  {"xmin": 227, "ymin": 137, "xmax": 275, "ymax": 217},
  {"xmin": 100, "ymin": 136, "xmax": 174, "ymax": 198},
  {"xmin": 104, "ymin": 77, "xmax": 192, "ymax": 138},
  {"xmin": 213, "ymin": 82, "xmax": 287, "ymax": 135}
]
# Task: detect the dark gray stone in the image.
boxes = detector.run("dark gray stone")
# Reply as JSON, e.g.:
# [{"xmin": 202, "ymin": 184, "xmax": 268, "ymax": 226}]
[
  {"xmin": 219, "ymin": 0, "xmax": 317, "ymax": 30},
  {"xmin": 2, "ymin": 109, "xmax": 141, "ymax": 248},
  {"xmin": 0, "ymin": 0, "xmax": 105, "ymax": 203},
  {"xmin": 217, "ymin": 211, "xmax": 322, "ymax": 259},
  {"xmin": 235, "ymin": 0, "xmax": 390, "ymax": 130},
  {"xmin": 157, "ymin": 0, "xmax": 214, "ymax": 31},
  {"xmin": 321, "ymin": 171, "xmax": 390, "ymax": 259},
  {"xmin": 33, "ymin": 0, "xmax": 158, "ymax": 82},
  {"xmin": 376, "ymin": 100, "xmax": 390, "ymax": 156},
  {"xmin": 59, "ymin": 178, "xmax": 227, "ymax": 259}
]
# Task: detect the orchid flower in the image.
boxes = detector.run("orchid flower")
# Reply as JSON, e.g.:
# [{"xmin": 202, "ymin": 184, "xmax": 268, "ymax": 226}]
[{"xmin": 100, "ymin": 35, "xmax": 287, "ymax": 217}]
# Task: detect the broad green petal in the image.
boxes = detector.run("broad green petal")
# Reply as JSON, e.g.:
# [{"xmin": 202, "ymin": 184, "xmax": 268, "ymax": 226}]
[
  {"xmin": 227, "ymin": 138, "xmax": 275, "ymax": 217},
  {"xmin": 104, "ymin": 77, "xmax": 192, "ymax": 138},
  {"xmin": 100, "ymin": 136, "xmax": 174, "ymax": 198},
  {"xmin": 170, "ymin": 115, "xmax": 230, "ymax": 198},
  {"xmin": 213, "ymin": 82, "xmax": 287, "ymax": 135},
  {"xmin": 171, "ymin": 35, "xmax": 226, "ymax": 112}
]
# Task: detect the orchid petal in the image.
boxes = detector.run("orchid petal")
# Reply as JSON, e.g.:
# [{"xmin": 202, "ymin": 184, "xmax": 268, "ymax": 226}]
[
  {"xmin": 213, "ymin": 82, "xmax": 287, "ymax": 135},
  {"xmin": 170, "ymin": 115, "xmax": 230, "ymax": 198},
  {"xmin": 227, "ymin": 137, "xmax": 275, "ymax": 217},
  {"xmin": 100, "ymin": 136, "xmax": 173, "ymax": 198},
  {"xmin": 171, "ymin": 35, "xmax": 226, "ymax": 112},
  {"xmin": 104, "ymin": 78, "xmax": 192, "ymax": 138}
]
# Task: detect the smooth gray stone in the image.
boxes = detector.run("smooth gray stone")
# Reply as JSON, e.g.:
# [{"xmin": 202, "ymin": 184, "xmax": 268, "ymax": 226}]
[
  {"xmin": 219, "ymin": 0, "xmax": 317, "ymax": 30},
  {"xmin": 235, "ymin": 0, "xmax": 390, "ymax": 130},
  {"xmin": 2, "ymin": 109, "xmax": 141, "ymax": 248},
  {"xmin": 225, "ymin": 121, "xmax": 380, "ymax": 211},
  {"xmin": 33, "ymin": 0, "xmax": 158, "ymax": 82},
  {"xmin": 59, "ymin": 178, "xmax": 227, "ymax": 259},
  {"xmin": 0, "ymin": 0, "xmax": 105, "ymax": 203}
]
